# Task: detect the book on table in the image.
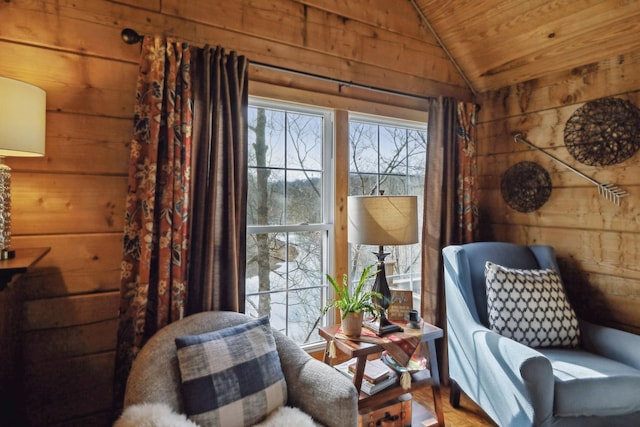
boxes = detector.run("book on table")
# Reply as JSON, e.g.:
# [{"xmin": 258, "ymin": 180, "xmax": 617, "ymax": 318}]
[
  {"xmin": 334, "ymin": 358, "xmax": 397, "ymax": 395},
  {"xmin": 348, "ymin": 357, "xmax": 391, "ymax": 384}
]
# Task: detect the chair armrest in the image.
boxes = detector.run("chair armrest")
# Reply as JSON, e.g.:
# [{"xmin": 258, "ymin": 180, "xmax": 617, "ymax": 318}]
[
  {"xmin": 273, "ymin": 331, "xmax": 358, "ymax": 427},
  {"xmin": 580, "ymin": 319, "xmax": 640, "ymax": 370},
  {"xmin": 289, "ymin": 359, "xmax": 358, "ymax": 427},
  {"xmin": 445, "ymin": 265, "xmax": 554, "ymax": 426},
  {"xmin": 453, "ymin": 321, "xmax": 554, "ymax": 426}
]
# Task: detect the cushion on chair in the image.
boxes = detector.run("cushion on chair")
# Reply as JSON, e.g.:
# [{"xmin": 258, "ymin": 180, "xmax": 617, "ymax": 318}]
[
  {"xmin": 485, "ymin": 261, "xmax": 580, "ymax": 348},
  {"xmin": 540, "ymin": 348, "xmax": 640, "ymax": 417},
  {"xmin": 175, "ymin": 316, "xmax": 287, "ymax": 427}
]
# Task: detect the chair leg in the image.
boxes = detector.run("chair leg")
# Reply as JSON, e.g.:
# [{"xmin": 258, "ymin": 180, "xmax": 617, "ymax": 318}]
[{"xmin": 449, "ymin": 379, "xmax": 461, "ymax": 408}]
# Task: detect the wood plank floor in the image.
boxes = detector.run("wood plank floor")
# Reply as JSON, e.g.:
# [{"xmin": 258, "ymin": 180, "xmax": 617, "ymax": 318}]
[{"xmin": 412, "ymin": 384, "xmax": 498, "ymax": 426}]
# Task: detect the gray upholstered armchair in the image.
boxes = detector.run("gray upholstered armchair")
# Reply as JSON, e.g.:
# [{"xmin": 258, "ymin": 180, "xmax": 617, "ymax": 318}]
[
  {"xmin": 443, "ymin": 242, "xmax": 640, "ymax": 427},
  {"xmin": 122, "ymin": 311, "xmax": 358, "ymax": 427}
]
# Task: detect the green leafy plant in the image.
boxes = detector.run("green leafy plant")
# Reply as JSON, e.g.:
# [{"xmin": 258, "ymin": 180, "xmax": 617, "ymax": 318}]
[{"xmin": 322, "ymin": 264, "xmax": 382, "ymax": 319}]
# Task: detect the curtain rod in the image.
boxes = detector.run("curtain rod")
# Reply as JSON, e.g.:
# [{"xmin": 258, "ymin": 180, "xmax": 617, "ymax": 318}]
[
  {"xmin": 120, "ymin": 28, "xmax": 433, "ymax": 103},
  {"xmin": 249, "ymin": 61, "xmax": 433, "ymax": 102}
]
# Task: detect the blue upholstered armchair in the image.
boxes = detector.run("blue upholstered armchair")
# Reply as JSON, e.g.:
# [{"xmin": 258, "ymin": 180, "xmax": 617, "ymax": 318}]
[{"xmin": 443, "ymin": 242, "xmax": 640, "ymax": 427}]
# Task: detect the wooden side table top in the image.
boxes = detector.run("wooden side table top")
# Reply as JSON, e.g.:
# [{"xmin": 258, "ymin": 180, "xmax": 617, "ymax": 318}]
[
  {"xmin": 318, "ymin": 321, "xmax": 443, "ymax": 357},
  {"xmin": 0, "ymin": 247, "xmax": 50, "ymax": 291}
]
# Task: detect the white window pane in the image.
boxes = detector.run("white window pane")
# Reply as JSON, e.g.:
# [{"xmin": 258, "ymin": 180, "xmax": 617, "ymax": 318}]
[
  {"xmin": 267, "ymin": 108, "xmax": 287, "ymax": 169},
  {"xmin": 348, "ymin": 245, "xmax": 380, "ymax": 285},
  {"xmin": 287, "ymin": 288, "xmax": 324, "ymax": 344},
  {"xmin": 286, "ymin": 171, "xmax": 322, "ymax": 224},
  {"xmin": 247, "ymin": 169, "xmax": 285, "ymax": 225},
  {"xmin": 349, "ymin": 173, "xmax": 378, "ymax": 196},
  {"xmin": 287, "ymin": 231, "xmax": 324, "ymax": 285},
  {"xmin": 378, "ymin": 174, "xmax": 407, "ymax": 195},
  {"xmin": 246, "ymin": 232, "xmax": 287, "ymax": 294},
  {"xmin": 350, "ymin": 121, "xmax": 378, "ymax": 173},
  {"xmin": 248, "ymin": 107, "xmax": 286, "ymax": 169},
  {"xmin": 379, "ymin": 126, "xmax": 407, "ymax": 173},
  {"xmin": 286, "ymin": 112, "xmax": 323, "ymax": 170},
  {"xmin": 246, "ymin": 291, "xmax": 286, "ymax": 333},
  {"xmin": 248, "ymin": 107, "xmax": 259, "ymax": 167},
  {"xmin": 407, "ymin": 129, "xmax": 427, "ymax": 172},
  {"xmin": 246, "ymin": 227, "xmax": 328, "ymax": 344}
]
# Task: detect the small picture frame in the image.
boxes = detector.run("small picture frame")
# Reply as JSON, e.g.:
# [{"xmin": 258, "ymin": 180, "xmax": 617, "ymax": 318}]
[{"xmin": 387, "ymin": 289, "xmax": 413, "ymax": 321}]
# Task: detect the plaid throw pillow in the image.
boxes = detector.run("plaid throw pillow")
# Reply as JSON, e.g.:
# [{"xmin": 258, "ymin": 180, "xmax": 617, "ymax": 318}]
[
  {"xmin": 485, "ymin": 261, "xmax": 580, "ymax": 348},
  {"xmin": 175, "ymin": 316, "xmax": 287, "ymax": 427}
]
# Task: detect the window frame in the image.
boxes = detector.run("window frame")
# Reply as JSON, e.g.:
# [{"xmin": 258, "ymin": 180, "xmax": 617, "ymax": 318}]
[
  {"xmin": 246, "ymin": 97, "xmax": 334, "ymax": 349},
  {"xmin": 244, "ymin": 97, "xmax": 428, "ymax": 351}
]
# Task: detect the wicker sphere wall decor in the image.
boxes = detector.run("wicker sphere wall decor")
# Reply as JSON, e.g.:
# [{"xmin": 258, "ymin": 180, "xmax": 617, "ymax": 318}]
[
  {"xmin": 501, "ymin": 161, "xmax": 552, "ymax": 213},
  {"xmin": 564, "ymin": 97, "xmax": 640, "ymax": 166}
]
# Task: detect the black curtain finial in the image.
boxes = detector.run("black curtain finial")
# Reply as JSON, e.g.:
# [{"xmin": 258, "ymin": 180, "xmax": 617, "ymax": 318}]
[{"xmin": 121, "ymin": 28, "xmax": 143, "ymax": 45}]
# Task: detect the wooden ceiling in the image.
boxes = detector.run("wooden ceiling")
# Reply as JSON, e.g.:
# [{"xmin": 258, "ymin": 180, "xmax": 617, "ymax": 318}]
[{"xmin": 410, "ymin": 0, "xmax": 640, "ymax": 94}]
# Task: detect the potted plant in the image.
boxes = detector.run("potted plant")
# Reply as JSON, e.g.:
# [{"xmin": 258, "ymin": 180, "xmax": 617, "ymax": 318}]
[{"xmin": 322, "ymin": 264, "xmax": 382, "ymax": 337}]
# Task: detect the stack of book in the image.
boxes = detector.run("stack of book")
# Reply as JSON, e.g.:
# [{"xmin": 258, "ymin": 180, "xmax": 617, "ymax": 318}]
[{"xmin": 334, "ymin": 357, "xmax": 397, "ymax": 395}]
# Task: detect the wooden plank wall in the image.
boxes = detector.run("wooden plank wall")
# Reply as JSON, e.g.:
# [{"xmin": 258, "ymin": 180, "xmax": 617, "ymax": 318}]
[
  {"xmin": 477, "ymin": 52, "xmax": 640, "ymax": 335},
  {"xmin": 0, "ymin": 1, "xmax": 469, "ymax": 425}
]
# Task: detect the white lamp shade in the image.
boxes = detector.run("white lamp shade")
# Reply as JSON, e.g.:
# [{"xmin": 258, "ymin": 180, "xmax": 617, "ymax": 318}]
[
  {"xmin": 0, "ymin": 76, "xmax": 46, "ymax": 157},
  {"xmin": 348, "ymin": 195, "xmax": 419, "ymax": 246}
]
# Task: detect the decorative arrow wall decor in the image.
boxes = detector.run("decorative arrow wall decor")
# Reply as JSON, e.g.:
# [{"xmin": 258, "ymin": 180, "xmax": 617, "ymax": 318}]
[{"xmin": 512, "ymin": 132, "xmax": 628, "ymax": 206}]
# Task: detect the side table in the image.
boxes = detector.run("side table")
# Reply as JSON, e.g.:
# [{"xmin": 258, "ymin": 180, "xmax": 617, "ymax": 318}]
[
  {"xmin": 319, "ymin": 322, "xmax": 445, "ymax": 426},
  {"xmin": 0, "ymin": 247, "xmax": 50, "ymax": 291}
]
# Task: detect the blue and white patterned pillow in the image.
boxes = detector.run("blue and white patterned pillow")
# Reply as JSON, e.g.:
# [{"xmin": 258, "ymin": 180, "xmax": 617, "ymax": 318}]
[
  {"xmin": 175, "ymin": 316, "xmax": 287, "ymax": 427},
  {"xmin": 485, "ymin": 261, "xmax": 580, "ymax": 348}
]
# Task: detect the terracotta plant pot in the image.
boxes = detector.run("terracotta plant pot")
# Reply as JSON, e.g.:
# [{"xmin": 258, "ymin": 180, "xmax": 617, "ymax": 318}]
[{"xmin": 341, "ymin": 311, "xmax": 364, "ymax": 337}]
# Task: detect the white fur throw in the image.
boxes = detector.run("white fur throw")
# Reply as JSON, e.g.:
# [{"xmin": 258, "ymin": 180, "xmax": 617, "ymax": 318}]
[
  {"xmin": 114, "ymin": 403, "xmax": 199, "ymax": 427},
  {"xmin": 114, "ymin": 403, "xmax": 317, "ymax": 427},
  {"xmin": 252, "ymin": 406, "xmax": 317, "ymax": 427}
]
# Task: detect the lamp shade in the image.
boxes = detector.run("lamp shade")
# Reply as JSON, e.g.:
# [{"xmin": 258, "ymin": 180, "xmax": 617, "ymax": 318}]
[
  {"xmin": 0, "ymin": 76, "xmax": 46, "ymax": 157},
  {"xmin": 348, "ymin": 195, "xmax": 418, "ymax": 246}
]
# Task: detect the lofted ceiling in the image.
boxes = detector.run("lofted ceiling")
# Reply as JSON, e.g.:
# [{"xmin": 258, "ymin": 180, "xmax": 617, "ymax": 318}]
[{"xmin": 410, "ymin": 0, "xmax": 640, "ymax": 94}]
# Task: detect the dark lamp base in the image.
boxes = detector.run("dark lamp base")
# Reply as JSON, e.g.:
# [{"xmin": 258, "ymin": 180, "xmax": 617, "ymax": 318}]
[
  {"xmin": 0, "ymin": 249, "xmax": 16, "ymax": 260},
  {"xmin": 364, "ymin": 316, "xmax": 403, "ymax": 336}
]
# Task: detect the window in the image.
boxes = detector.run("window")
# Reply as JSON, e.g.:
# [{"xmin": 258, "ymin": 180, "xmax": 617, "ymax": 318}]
[
  {"xmin": 348, "ymin": 114, "xmax": 426, "ymax": 308},
  {"xmin": 245, "ymin": 99, "xmax": 427, "ymax": 348},
  {"xmin": 245, "ymin": 99, "xmax": 333, "ymax": 346}
]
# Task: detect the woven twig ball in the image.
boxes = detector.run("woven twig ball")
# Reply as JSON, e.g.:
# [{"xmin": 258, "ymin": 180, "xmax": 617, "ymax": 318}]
[
  {"xmin": 501, "ymin": 161, "xmax": 552, "ymax": 213},
  {"xmin": 564, "ymin": 97, "xmax": 640, "ymax": 166}
]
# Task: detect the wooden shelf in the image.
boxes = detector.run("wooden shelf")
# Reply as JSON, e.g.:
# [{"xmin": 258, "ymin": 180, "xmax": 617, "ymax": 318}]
[
  {"xmin": 319, "ymin": 322, "xmax": 445, "ymax": 426},
  {"xmin": 0, "ymin": 247, "xmax": 50, "ymax": 291},
  {"xmin": 358, "ymin": 369, "xmax": 433, "ymax": 411}
]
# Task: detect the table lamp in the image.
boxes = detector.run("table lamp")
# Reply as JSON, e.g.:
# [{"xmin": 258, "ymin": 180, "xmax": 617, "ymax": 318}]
[
  {"xmin": 0, "ymin": 77, "xmax": 46, "ymax": 259},
  {"xmin": 348, "ymin": 194, "xmax": 418, "ymax": 335}
]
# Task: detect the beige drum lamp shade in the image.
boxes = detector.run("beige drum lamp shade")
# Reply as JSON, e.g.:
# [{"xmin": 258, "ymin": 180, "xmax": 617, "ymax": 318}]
[
  {"xmin": 0, "ymin": 76, "xmax": 46, "ymax": 157},
  {"xmin": 0, "ymin": 76, "xmax": 46, "ymax": 258},
  {"xmin": 348, "ymin": 195, "xmax": 418, "ymax": 246}
]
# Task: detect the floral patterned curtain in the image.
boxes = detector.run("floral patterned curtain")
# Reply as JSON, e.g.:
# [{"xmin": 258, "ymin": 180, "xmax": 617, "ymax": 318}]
[
  {"xmin": 456, "ymin": 101, "xmax": 478, "ymax": 243},
  {"xmin": 421, "ymin": 97, "xmax": 478, "ymax": 382},
  {"xmin": 113, "ymin": 36, "xmax": 193, "ymax": 409},
  {"xmin": 112, "ymin": 36, "xmax": 249, "ymax": 414}
]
